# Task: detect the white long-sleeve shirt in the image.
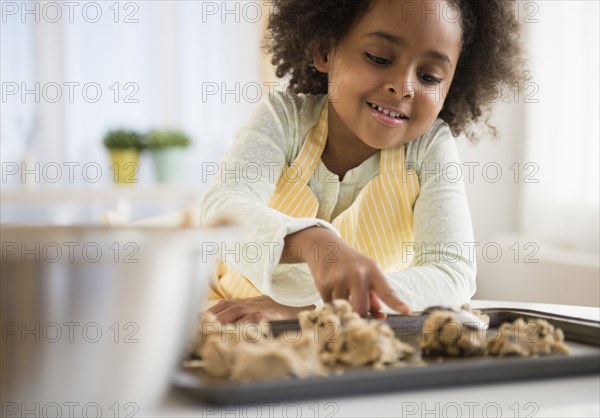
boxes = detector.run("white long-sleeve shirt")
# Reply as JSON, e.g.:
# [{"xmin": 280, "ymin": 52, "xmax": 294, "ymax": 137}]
[{"xmin": 200, "ymin": 92, "xmax": 477, "ymax": 312}]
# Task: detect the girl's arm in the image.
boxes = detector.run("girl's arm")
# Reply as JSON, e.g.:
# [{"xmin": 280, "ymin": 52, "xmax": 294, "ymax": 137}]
[
  {"xmin": 200, "ymin": 93, "xmax": 340, "ymax": 305},
  {"xmin": 383, "ymin": 123, "xmax": 477, "ymax": 312}
]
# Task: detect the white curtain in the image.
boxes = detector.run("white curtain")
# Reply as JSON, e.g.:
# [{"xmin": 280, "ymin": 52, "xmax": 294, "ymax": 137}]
[
  {"xmin": 1, "ymin": 1, "xmax": 263, "ymax": 189},
  {"xmin": 521, "ymin": 0, "xmax": 600, "ymax": 255}
]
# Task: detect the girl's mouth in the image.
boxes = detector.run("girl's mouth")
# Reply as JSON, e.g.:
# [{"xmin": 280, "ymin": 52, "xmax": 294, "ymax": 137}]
[{"xmin": 367, "ymin": 102, "xmax": 410, "ymax": 126}]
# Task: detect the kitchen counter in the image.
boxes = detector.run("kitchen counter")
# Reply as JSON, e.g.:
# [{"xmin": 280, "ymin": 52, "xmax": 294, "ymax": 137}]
[{"xmin": 153, "ymin": 300, "xmax": 600, "ymax": 418}]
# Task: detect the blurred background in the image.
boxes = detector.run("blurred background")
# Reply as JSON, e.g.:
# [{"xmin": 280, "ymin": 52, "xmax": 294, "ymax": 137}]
[{"xmin": 2, "ymin": 1, "xmax": 599, "ymax": 306}]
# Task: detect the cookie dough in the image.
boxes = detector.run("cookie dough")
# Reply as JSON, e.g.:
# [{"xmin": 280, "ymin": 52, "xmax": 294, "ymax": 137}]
[
  {"xmin": 192, "ymin": 312, "xmax": 271, "ymax": 378},
  {"xmin": 420, "ymin": 308, "xmax": 570, "ymax": 358},
  {"xmin": 231, "ymin": 336, "xmax": 323, "ymax": 381},
  {"xmin": 420, "ymin": 308, "xmax": 489, "ymax": 357},
  {"xmin": 193, "ymin": 300, "xmax": 416, "ymax": 381},
  {"xmin": 487, "ymin": 318, "xmax": 570, "ymax": 357},
  {"xmin": 298, "ymin": 300, "xmax": 414, "ymax": 369}
]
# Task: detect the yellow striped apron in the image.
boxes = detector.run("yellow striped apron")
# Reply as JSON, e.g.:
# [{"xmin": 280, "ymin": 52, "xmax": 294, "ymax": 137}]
[{"xmin": 209, "ymin": 103, "xmax": 421, "ymax": 300}]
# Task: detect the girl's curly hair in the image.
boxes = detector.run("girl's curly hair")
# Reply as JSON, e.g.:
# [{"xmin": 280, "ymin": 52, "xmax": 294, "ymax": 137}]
[{"xmin": 264, "ymin": 0, "xmax": 529, "ymax": 142}]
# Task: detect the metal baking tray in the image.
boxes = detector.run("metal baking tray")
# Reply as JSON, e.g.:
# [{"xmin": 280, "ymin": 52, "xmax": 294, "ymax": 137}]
[{"xmin": 172, "ymin": 308, "xmax": 600, "ymax": 403}]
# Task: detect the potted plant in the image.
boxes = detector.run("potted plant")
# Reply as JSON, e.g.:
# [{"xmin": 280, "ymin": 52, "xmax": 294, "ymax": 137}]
[
  {"xmin": 145, "ymin": 129, "xmax": 191, "ymax": 183},
  {"xmin": 103, "ymin": 129, "xmax": 144, "ymax": 184}
]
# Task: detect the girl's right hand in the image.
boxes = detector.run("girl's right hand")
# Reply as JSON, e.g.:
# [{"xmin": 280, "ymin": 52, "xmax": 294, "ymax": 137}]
[{"xmin": 283, "ymin": 227, "xmax": 411, "ymax": 317}]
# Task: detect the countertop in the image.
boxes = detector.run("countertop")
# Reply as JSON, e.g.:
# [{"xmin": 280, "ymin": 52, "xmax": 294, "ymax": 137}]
[{"xmin": 152, "ymin": 299, "xmax": 600, "ymax": 418}]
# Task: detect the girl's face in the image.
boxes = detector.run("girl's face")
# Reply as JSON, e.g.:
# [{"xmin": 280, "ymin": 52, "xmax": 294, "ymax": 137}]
[{"xmin": 315, "ymin": 0, "xmax": 462, "ymax": 150}]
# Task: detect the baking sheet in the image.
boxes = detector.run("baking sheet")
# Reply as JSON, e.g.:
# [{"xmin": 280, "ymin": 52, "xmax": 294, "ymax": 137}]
[{"xmin": 172, "ymin": 308, "xmax": 600, "ymax": 403}]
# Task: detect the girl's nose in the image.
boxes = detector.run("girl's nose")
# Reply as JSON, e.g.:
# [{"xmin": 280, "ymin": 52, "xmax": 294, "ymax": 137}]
[
  {"xmin": 388, "ymin": 84, "xmax": 416, "ymax": 99},
  {"xmin": 386, "ymin": 68, "xmax": 417, "ymax": 99}
]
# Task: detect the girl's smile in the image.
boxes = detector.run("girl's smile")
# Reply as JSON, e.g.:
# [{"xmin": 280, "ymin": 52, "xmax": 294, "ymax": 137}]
[
  {"xmin": 367, "ymin": 101, "xmax": 410, "ymax": 126},
  {"xmin": 314, "ymin": 0, "xmax": 462, "ymax": 177}
]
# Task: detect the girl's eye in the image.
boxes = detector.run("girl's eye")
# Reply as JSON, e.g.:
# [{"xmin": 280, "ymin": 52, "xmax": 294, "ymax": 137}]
[
  {"xmin": 365, "ymin": 52, "xmax": 391, "ymax": 66},
  {"xmin": 420, "ymin": 73, "xmax": 442, "ymax": 84}
]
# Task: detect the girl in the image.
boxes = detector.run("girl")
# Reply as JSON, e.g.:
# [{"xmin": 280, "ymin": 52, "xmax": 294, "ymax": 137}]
[{"xmin": 202, "ymin": 0, "xmax": 527, "ymax": 322}]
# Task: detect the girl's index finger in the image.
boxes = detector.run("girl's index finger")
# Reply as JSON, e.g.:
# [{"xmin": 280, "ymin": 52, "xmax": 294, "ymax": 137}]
[{"xmin": 371, "ymin": 277, "xmax": 411, "ymax": 315}]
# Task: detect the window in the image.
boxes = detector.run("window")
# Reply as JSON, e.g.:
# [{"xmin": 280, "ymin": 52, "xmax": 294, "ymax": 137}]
[
  {"xmin": 1, "ymin": 1, "xmax": 264, "ymax": 189},
  {"xmin": 521, "ymin": 0, "xmax": 599, "ymax": 255}
]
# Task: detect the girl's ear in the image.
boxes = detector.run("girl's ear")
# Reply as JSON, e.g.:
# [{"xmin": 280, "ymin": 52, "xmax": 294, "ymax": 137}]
[{"xmin": 313, "ymin": 51, "xmax": 331, "ymax": 73}]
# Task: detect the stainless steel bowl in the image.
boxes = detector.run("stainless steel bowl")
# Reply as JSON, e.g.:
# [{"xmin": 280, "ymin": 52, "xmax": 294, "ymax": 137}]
[{"xmin": 1, "ymin": 224, "xmax": 235, "ymax": 415}]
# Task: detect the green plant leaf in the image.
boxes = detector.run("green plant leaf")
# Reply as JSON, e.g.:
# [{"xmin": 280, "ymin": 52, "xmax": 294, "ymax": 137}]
[
  {"xmin": 145, "ymin": 129, "xmax": 191, "ymax": 148},
  {"xmin": 103, "ymin": 129, "xmax": 145, "ymax": 150}
]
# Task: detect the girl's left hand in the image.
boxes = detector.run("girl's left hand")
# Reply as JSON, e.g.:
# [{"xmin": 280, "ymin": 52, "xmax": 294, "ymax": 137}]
[
  {"xmin": 206, "ymin": 293, "xmax": 388, "ymax": 323},
  {"xmin": 206, "ymin": 295, "xmax": 315, "ymax": 323}
]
